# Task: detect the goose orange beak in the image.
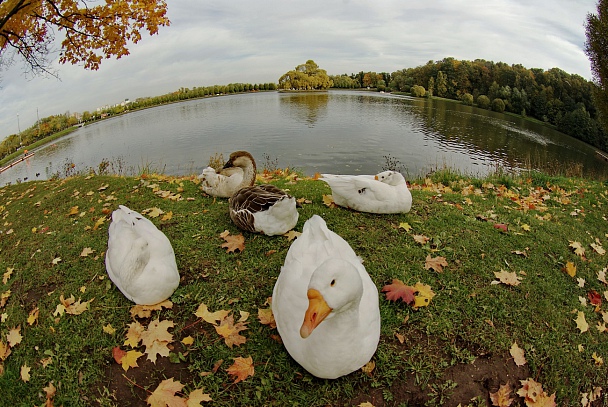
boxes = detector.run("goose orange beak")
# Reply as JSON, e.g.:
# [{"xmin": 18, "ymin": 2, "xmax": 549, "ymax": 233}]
[
  {"xmin": 300, "ymin": 289, "xmax": 332, "ymax": 338},
  {"xmin": 374, "ymin": 175, "xmax": 379, "ymax": 180}
]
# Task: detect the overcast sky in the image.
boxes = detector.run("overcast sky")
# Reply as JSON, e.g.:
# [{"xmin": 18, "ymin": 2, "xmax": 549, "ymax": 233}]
[{"xmin": 0, "ymin": 0, "xmax": 599, "ymax": 140}]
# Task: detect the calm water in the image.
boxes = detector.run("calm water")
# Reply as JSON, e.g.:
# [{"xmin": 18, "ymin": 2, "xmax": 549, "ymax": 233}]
[{"xmin": 2, "ymin": 90, "xmax": 607, "ymax": 185}]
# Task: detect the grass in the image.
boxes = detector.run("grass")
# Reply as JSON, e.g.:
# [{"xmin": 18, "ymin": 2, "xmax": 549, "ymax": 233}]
[
  {"xmin": 0, "ymin": 168, "xmax": 607, "ymax": 406},
  {"xmin": 0, "ymin": 127, "xmax": 79, "ymax": 167}
]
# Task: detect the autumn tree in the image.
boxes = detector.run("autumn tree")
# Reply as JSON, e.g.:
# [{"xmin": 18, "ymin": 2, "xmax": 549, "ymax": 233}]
[
  {"xmin": 585, "ymin": 0, "xmax": 608, "ymax": 131},
  {"xmin": 0, "ymin": 0, "xmax": 170, "ymax": 76},
  {"xmin": 278, "ymin": 60, "xmax": 333, "ymax": 90}
]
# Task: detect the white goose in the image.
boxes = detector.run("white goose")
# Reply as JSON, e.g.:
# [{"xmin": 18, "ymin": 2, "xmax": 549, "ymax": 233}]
[
  {"xmin": 272, "ymin": 215, "xmax": 380, "ymax": 379},
  {"xmin": 229, "ymin": 184, "xmax": 299, "ymax": 236},
  {"xmin": 105, "ymin": 205, "xmax": 179, "ymax": 305},
  {"xmin": 198, "ymin": 151, "xmax": 257, "ymax": 198},
  {"xmin": 320, "ymin": 170, "xmax": 412, "ymax": 214}
]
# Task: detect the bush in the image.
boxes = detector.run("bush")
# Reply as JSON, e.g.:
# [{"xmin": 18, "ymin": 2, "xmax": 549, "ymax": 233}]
[
  {"xmin": 492, "ymin": 98, "xmax": 506, "ymax": 113},
  {"xmin": 461, "ymin": 93, "xmax": 474, "ymax": 106},
  {"xmin": 411, "ymin": 85, "xmax": 426, "ymax": 98},
  {"xmin": 476, "ymin": 95, "xmax": 490, "ymax": 109}
]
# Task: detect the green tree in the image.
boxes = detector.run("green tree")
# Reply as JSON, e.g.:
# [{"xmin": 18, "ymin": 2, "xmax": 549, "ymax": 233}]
[
  {"xmin": 278, "ymin": 60, "xmax": 333, "ymax": 90},
  {"xmin": 428, "ymin": 77, "xmax": 435, "ymax": 97},
  {"xmin": 477, "ymin": 95, "xmax": 491, "ymax": 109},
  {"xmin": 585, "ymin": 0, "xmax": 608, "ymax": 131},
  {"xmin": 461, "ymin": 93, "xmax": 474, "ymax": 106},
  {"xmin": 492, "ymin": 98, "xmax": 506, "ymax": 113},
  {"xmin": 411, "ymin": 85, "xmax": 426, "ymax": 97},
  {"xmin": 436, "ymin": 71, "xmax": 447, "ymax": 97}
]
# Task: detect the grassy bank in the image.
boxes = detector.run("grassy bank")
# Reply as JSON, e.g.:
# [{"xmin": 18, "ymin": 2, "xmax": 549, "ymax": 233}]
[
  {"xmin": 0, "ymin": 127, "xmax": 79, "ymax": 167},
  {"xmin": 0, "ymin": 169, "xmax": 607, "ymax": 406}
]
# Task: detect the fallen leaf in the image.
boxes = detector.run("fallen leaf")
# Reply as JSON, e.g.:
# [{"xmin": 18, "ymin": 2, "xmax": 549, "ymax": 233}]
[
  {"xmin": 0, "ymin": 290, "xmax": 10, "ymax": 308},
  {"xmin": 598, "ymin": 268, "xmax": 608, "ymax": 285},
  {"xmin": 161, "ymin": 211, "xmax": 173, "ymax": 221},
  {"xmin": 51, "ymin": 257, "xmax": 62, "ymax": 265},
  {"xmin": 399, "ymin": 222, "xmax": 412, "ymax": 232},
  {"xmin": 510, "ymin": 342, "xmax": 527, "ymax": 366},
  {"xmin": 563, "ymin": 261, "xmax": 577, "ymax": 277},
  {"xmin": 424, "ymin": 255, "xmax": 448, "ymax": 273},
  {"xmin": 575, "ymin": 311, "xmax": 589, "ymax": 333},
  {"xmin": 412, "ymin": 282, "xmax": 435, "ymax": 308},
  {"xmin": 54, "ymin": 294, "xmax": 93, "ymax": 316},
  {"xmin": 215, "ymin": 314, "xmax": 248, "ymax": 348},
  {"xmin": 361, "ymin": 360, "xmax": 375, "ymax": 376},
  {"xmin": 517, "ymin": 378, "xmax": 556, "ymax": 407},
  {"xmin": 124, "ymin": 321, "xmax": 145, "ymax": 348},
  {"xmin": 2, "ymin": 268, "xmax": 13, "ymax": 284},
  {"xmin": 20, "ymin": 363, "xmax": 30, "ymax": 382},
  {"xmin": 492, "ymin": 270, "xmax": 522, "ymax": 286},
  {"xmin": 68, "ymin": 206, "xmax": 79, "ymax": 216},
  {"xmin": 140, "ymin": 318, "xmax": 175, "ymax": 363},
  {"xmin": 490, "ymin": 383, "xmax": 514, "ymax": 407},
  {"xmin": 226, "ymin": 356, "xmax": 254, "ymax": 383},
  {"xmin": 143, "ymin": 207, "xmax": 164, "ymax": 218},
  {"xmin": 592, "ymin": 352, "xmax": 603, "ymax": 366},
  {"xmin": 27, "ymin": 307, "xmax": 39, "ymax": 325},
  {"xmin": 103, "ymin": 324, "xmax": 116, "ymax": 335},
  {"xmin": 283, "ymin": 230, "xmax": 301, "ymax": 241},
  {"xmin": 257, "ymin": 308, "xmax": 276, "ymax": 329},
  {"xmin": 130, "ymin": 300, "xmax": 173, "ymax": 318},
  {"xmin": 80, "ymin": 247, "xmax": 95, "ymax": 257},
  {"xmin": 413, "ymin": 234, "xmax": 430, "ymax": 245},
  {"xmin": 147, "ymin": 378, "xmax": 186, "ymax": 407},
  {"xmin": 322, "ymin": 194, "xmax": 337, "ymax": 208},
  {"xmin": 7, "ymin": 326, "xmax": 22, "ymax": 347},
  {"xmin": 382, "ymin": 279, "xmax": 416, "ymax": 304},
  {"xmin": 220, "ymin": 232, "xmax": 245, "ymax": 253},
  {"xmin": 186, "ymin": 388, "xmax": 213, "ymax": 405},
  {"xmin": 181, "ymin": 336, "xmax": 194, "ymax": 346},
  {"xmin": 591, "ymin": 242, "xmax": 606, "ymax": 256},
  {"xmin": 570, "ymin": 241, "xmax": 586, "ymax": 257},
  {"xmin": 493, "ymin": 223, "xmax": 508, "ymax": 232},
  {"xmin": 194, "ymin": 303, "xmax": 229, "ymax": 325}
]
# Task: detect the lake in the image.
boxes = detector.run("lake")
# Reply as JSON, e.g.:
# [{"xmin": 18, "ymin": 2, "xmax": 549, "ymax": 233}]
[{"xmin": 2, "ymin": 90, "xmax": 607, "ymax": 186}]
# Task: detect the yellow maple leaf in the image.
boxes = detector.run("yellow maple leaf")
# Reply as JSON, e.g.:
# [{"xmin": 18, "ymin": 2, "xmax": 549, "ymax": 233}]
[
  {"xmin": 399, "ymin": 222, "xmax": 412, "ymax": 232},
  {"xmin": 6, "ymin": 326, "xmax": 22, "ymax": 347},
  {"xmin": 592, "ymin": 352, "xmax": 604, "ymax": 366},
  {"xmin": 146, "ymin": 378, "xmax": 186, "ymax": 406},
  {"xmin": 257, "ymin": 308, "xmax": 276, "ymax": 329},
  {"xmin": 80, "ymin": 247, "xmax": 95, "ymax": 257},
  {"xmin": 161, "ymin": 211, "xmax": 173, "ymax": 221},
  {"xmin": 492, "ymin": 270, "xmax": 522, "ymax": 286},
  {"xmin": 140, "ymin": 318, "xmax": 174, "ymax": 363},
  {"xmin": 322, "ymin": 194, "xmax": 337, "ymax": 208},
  {"xmin": 413, "ymin": 234, "xmax": 430, "ymax": 245},
  {"xmin": 122, "ymin": 350, "xmax": 144, "ymax": 371},
  {"xmin": 215, "ymin": 314, "xmax": 248, "ymax": 348},
  {"xmin": 591, "ymin": 242, "xmax": 606, "ymax": 256},
  {"xmin": 2, "ymin": 268, "xmax": 13, "ymax": 285},
  {"xmin": 424, "ymin": 255, "xmax": 448, "ymax": 273},
  {"xmin": 413, "ymin": 282, "xmax": 435, "ymax": 309},
  {"xmin": 68, "ymin": 206, "xmax": 79, "ymax": 216},
  {"xmin": 20, "ymin": 363, "xmax": 30, "ymax": 382},
  {"xmin": 226, "ymin": 356, "xmax": 254, "ymax": 384},
  {"xmin": 129, "ymin": 300, "xmax": 173, "ymax": 318},
  {"xmin": 124, "ymin": 321, "xmax": 145, "ymax": 348},
  {"xmin": 575, "ymin": 311, "xmax": 589, "ymax": 333},
  {"xmin": 103, "ymin": 324, "xmax": 116, "ymax": 335},
  {"xmin": 194, "ymin": 303, "xmax": 230, "ymax": 325},
  {"xmin": 27, "ymin": 307, "xmax": 39, "ymax": 325},
  {"xmin": 143, "ymin": 207, "xmax": 164, "ymax": 218},
  {"xmin": 0, "ymin": 341, "xmax": 11, "ymax": 361},
  {"xmin": 283, "ymin": 230, "xmax": 301, "ymax": 241},
  {"xmin": 489, "ymin": 383, "xmax": 514, "ymax": 407},
  {"xmin": 181, "ymin": 336, "xmax": 194, "ymax": 346},
  {"xmin": 92, "ymin": 216, "xmax": 106, "ymax": 230}
]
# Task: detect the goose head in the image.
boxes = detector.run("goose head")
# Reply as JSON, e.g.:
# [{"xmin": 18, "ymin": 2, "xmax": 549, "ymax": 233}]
[
  {"xmin": 223, "ymin": 151, "xmax": 257, "ymax": 172},
  {"xmin": 300, "ymin": 258, "xmax": 364, "ymax": 338},
  {"xmin": 374, "ymin": 170, "xmax": 405, "ymax": 186}
]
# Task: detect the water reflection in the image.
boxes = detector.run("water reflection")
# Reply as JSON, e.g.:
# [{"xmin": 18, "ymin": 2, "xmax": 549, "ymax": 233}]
[
  {"xmin": 1, "ymin": 90, "xmax": 606, "ymax": 186},
  {"xmin": 279, "ymin": 92, "xmax": 329, "ymax": 127}
]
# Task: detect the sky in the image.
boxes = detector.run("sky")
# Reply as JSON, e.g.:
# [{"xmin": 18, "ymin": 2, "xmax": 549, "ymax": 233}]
[{"xmin": 0, "ymin": 0, "xmax": 600, "ymax": 140}]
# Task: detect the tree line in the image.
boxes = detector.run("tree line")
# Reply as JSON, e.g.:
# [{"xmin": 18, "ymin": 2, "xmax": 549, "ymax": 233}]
[
  {"xmin": 332, "ymin": 58, "xmax": 607, "ymax": 151},
  {"xmin": 0, "ymin": 83, "xmax": 276, "ymax": 161}
]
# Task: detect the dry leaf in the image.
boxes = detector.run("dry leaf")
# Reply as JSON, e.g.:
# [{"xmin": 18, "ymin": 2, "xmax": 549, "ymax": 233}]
[
  {"xmin": 575, "ymin": 311, "xmax": 589, "ymax": 333},
  {"xmin": 510, "ymin": 342, "xmax": 527, "ymax": 366},
  {"xmin": 591, "ymin": 242, "xmax": 606, "ymax": 255},
  {"xmin": 130, "ymin": 300, "xmax": 173, "ymax": 318},
  {"xmin": 322, "ymin": 194, "xmax": 337, "ymax": 208},
  {"xmin": 143, "ymin": 207, "xmax": 164, "ymax": 218},
  {"xmin": 399, "ymin": 222, "xmax": 412, "ymax": 232},
  {"xmin": 186, "ymin": 388, "xmax": 213, "ymax": 405},
  {"xmin": 413, "ymin": 234, "xmax": 430, "ymax": 245},
  {"xmin": 20, "ymin": 363, "xmax": 30, "ymax": 382},
  {"xmin": 563, "ymin": 261, "xmax": 577, "ymax": 277},
  {"xmin": 103, "ymin": 324, "xmax": 116, "ymax": 335},
  {"xmin": 424, "ymin": 255, "xmax": 448, "ymax": 273},
  {"xmin": 283, "ymin": 230, "xmax": 301, "ymax": 241},
  {"xmin": 492, "ymin": 270, "xmax": 522, "ymax": 286},
  {"xmin": 27, "ymin": 307, "xmax": 39, "ymax": 325},
  {"xmin": 382, "ymin": 279, "xmax": 416, "ymax": 304},
  {"xmin": 181, "ymin": 336, "xmax": 194, "ymax": 346},
  {"xmin": 215, "ymin": 314, "xmax": 248, "ymax": 348},
  {"xmin": 517, "ymin": 378, "xmax": 556, "ymax": 407},
  {"xmin": 220, "ymin": 232, "xmax": 245, "ymax": 253},
  {"xmin": 257, "ymin": 308, "xmax": 276, "ymax": 329},
  {"xmin": 80, "ymin": 247, "xmax": 95, "ymax": 257},
  {"xmin": 490, "ymin": 383, "xmax": 514, "ymax": 407},
  {"xmin": 361, "ymin": 360, "xmax": 375, "ymax": 376},
  {"xmin": 570, "ymin": 241, "xmax": 586, "ymax": 257},
  {"xmin": 2, "ymin": 268, "xmax": 13, "ymax": 285},
  {"xmin": 124, "ymin": 321, "xmax": 145, "ymax": 348},
  {"xmin": 194, "ymin": 303, "xmax": 229, "ymax": 325},
  {"xmin": 7, "ymin": 326, "xmax": 22, "ymax": 347},
  {"xmin": 140, "ymin": 318, "xmax": 174, "ymax": 363},
  {"xmin": 226, "ymin": 356, "xmax": 254, "ymax": 383},
  {"xmin": 147, "ymin": 378, "xmax": 186, "ymax": 407}
]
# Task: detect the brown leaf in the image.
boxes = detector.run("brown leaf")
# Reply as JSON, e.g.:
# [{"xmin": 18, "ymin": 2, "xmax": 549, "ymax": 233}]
[
  {"xmin": 424, "ymin": 255, "xmax": 448, "ymax": 273},
  {"xmin": 257, "ymin": 307, "xmax": 276, "ymax": 329},
  {"xmin": 220, "ymin": 232, "xmax": 245, "ymax": 253},
  {"xmin": 510, "ymin": 342, "xmax": 526, "ymax": 366},
  {"xmin": 215, "ymin": 314, "xmax": 248, "ymax": 348},
  {"xmin": 186, "ymin": 388, "xmax": 213, "ymax": 404},
  {"xmin": 413, "ymin": 234, "xmax": 430, "ymax": 245},
  {"xmin": 569, "ymin": 241, "xmax": 586, "ymax": 257},
  {"xmin": 146, "ymin": 378, "xmax": 186, "ymax": 407},
  {"xmin": 322, "ymin": 194, "xmax": 337, "ymax": 208},
  {"xmin": 490, "ymin": 383, "xmax": 514, "ymax": 407},
  {"xmin": 517, "ymin": 378, "xmax": 556, "ymax": 407},
  {"xmin": 226, "ymin": 356, "xmax": 254, "ymax": 384},
  {"xmin": 130, "ymin": 300, "xmax": 173, "ymax": 318},
  {"xmin": 491, "ymin": 270, "xmax": 522, "ymax": 286}
]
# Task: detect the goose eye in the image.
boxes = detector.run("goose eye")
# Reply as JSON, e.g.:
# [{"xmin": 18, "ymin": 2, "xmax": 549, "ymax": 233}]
[{"xmin": 330, "ymin": 279, "xmax": 336, "ymax": 287}]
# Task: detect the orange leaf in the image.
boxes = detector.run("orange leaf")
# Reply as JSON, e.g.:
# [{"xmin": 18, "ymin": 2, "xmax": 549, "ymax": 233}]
[
  {"xmin": 517, "ymin": 378, "xmax": 556, "ymax": 407},
  {"xmin": 424, "ymin": 255, "xmax": 448, "ymax": 273},
  {"xmin": 490, "ymin": 383, "xmax": 514, "ymax": 407},
  {"xmin": 226, "ymin": 356, "xmax": 254, "ymax": 384},
  {"xmin": 130, "ymin": 300, "xmax": 173, "ymax": 319},
  {"xmin": 140, "ymin": 318, "xmax": 174, "ymax": 363},
  {"xmin": 214, "ymin": 314, "xmax": 247, "ymax": 348},
  {"xmin": 257, "ymin": 308, "xmax": 276, "ymax": 329}
]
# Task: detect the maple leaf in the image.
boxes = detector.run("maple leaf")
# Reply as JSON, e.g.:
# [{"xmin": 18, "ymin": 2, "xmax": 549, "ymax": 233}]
[
  {"xmin": 574, "ymin": 311, "xmax": 589, "ymax": 333},
  {"xmin": 161, "ymin": 211, "xmax": 173, "ymax": 221},
  {"xmin": 7, "ymin": 326, "xmax": 22, "ymax": 347},
  {"xmin": 220, "ymin": 232, "xmax": 245, "ymax": 253},
  {"xmin": 412, "ymin": 282, "xmax": 435, "ymax": 308},
  {"xmin": 0, "ymin": 341, "xmax": 11, "ymax": 361},
  {"xmin": 194, "ymin": 303, "xmax": 229, "ymax": 325},
  {"xmin": 143, "ymin": 207, "xmax": 164, "ymax": 218},
  {"xmin": 146, "ymin": 378, "xmax": 186, "ymax": 407},
  {"xmin": 492, "ymin": 270, "xmax": 522, "ymax": 286},
  {"xmin": 27, "ymin": 307, "xmax": 39, "ymax": 325},
  {"xmin": 361, "ymin": 360, "xmax": 375, "ymax": 376},
  {"xmin": 283, "ymin": 230, "xmax": 301, "ymax": 241},
  {"xmin": 2, "ymin": 267, "xmax": 13, "ymax": 284},
  {"xmin": 186, "ymin": 388, "xmax": 213, "ymax": 405},
  {"xmin": 592, "ymin": 352, "xmax": 603, "ymax": 366},
  {"xmin": 322, "ymin": 194, "xmax": 338, "ymax": 208},
  {"xmin": 20, "ymin": 363, "xmax": 30, "ymax": 382},
  {"xmin": 424, "ymin": 255, "xmax": 448, "ymax": 273},
  {"xmin": 563, "ymin": 261, "xmax": 577, "ymax": 277},
  {"xmin": 226, "ymin": 356, "xmax": 254, "ymax": 384},
  {"xmin": 490, "ymin": 383, "xmax": 514, "ymax": 407},
  {"xmin": 591, "ymin": 242, "xmax": 606, "ymax": 255},
  {"xmin": 140, "ymin": 318, "xmax": 174, "ymax": 363},
  {"xmin": 382, "ymin": 279, "xmax": 416, "ymax": 304},
  {"xmin": 181, "ymin": 336, "xmax": 194, "ymax": 346},
  {"xmin": 121, "ymin": 349, "xmax": 144, "ymax": 371},
  {"xmin": 68, "ymin": 205, "xmax": 79, "ymax": 216},
  {"xmin": 598, "ymin": 268, "xmax": 608, "ymax": 285},
  {"xmin": 103, "ymin": 324, "xmax": 116, "ymax": 335},
  {"xmin": 124, "ymin": 321, "xmax": 145, "ymax": 348},
  {"xmin": 215, "ymin": 314, "xmax": 248, "ymax": 348},
  {"xmin": 569, "ymin": 241, "xmax": 586, "ymax": 257},
  {"xmin": 0, "ymin": 290, "xmax": 10, "ymax": 308},
  {"xmin": 399, "ymin": 222, "xmax": 412, "ymax": 232},
  {"xmin": 493, "ymin": 223, "xmax": 508, "ymax": 232},
  {"xmin": 55, "ymin": 294, "xmax": 94, "ymax": 316},
  {"xmin": 257, "ymin": 307, "xmax": 276, "ymax": 329},
  {"xmin": 588, "ymin": 290, "xmax": 602, "ymax": 308},
  {"xmin": 413, "ymin": 234, "xmax": 430, "ymax": 245},
  {"xmin": 80, "ymin": 247, "xmax": 95, "ymax": 257},
  {"xmin": 510, "ymin": 342, "xmax": 527, "ymax": 366},
  {"xmin": 517, "ymin": 378, "xmax": 556, "ymax": 407},
  {"xmin": 130, "ymin": 300, "xmax": 173, "ymax": 318}
]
